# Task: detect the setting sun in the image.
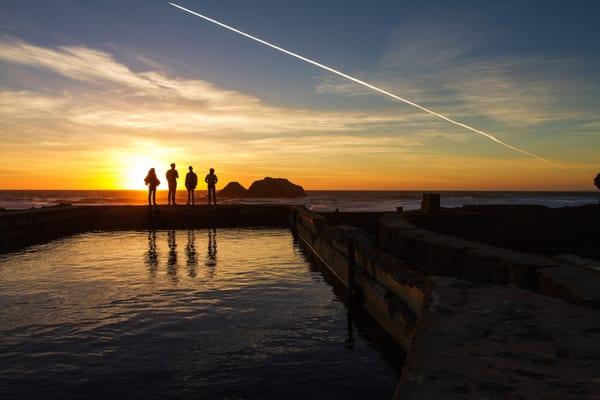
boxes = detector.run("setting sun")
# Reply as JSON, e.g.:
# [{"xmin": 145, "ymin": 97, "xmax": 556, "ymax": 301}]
[{"xmin": 120, "ymin": 155, "xmax": 164, "ymax": 190}]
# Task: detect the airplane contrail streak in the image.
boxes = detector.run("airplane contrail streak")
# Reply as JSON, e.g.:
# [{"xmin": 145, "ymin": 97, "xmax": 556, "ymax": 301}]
[{"xmin": 169, "ymin": 2, "xmax": 562, "ymax": 168}]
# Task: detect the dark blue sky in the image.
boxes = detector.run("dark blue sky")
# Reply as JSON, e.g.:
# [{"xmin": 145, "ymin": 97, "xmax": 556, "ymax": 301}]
[{"xmin": 2, "ymin": 0, "xmax": 599, "ymax": 107}]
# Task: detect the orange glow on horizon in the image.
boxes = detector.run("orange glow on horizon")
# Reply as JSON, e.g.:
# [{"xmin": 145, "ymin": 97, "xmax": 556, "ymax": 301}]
[{"xmin": 0, "ymin": 155, "xmax": 595, "ymax": 192}]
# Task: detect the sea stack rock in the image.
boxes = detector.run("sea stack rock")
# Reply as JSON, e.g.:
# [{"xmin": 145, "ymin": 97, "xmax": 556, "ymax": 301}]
[
  {"xmin": 248, "ymin": 177, "xmax": 306, "ymax": 198},
  {"xmin": 218, "ymin": 182, "xmax": 249, "ymax": 198}
]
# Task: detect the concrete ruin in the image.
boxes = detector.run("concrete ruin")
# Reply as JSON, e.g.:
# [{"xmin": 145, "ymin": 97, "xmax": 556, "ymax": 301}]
[{"xmin": 1, "ymin": 201, "xmax": 599, "ymax": 399}]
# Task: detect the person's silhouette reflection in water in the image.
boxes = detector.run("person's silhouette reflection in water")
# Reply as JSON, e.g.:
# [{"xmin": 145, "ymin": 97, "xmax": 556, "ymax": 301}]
[
  {"xmin": 186, "ymin": 230, "xmax": 198, "ymax": 278},
  {"xmin": 167, "ymin": 230, "xmax": 178, "ymax": 281},
  {"xmin": 144, "ymin": 168, "xmax": 160, "ymax": 206},
  {"xmin": 166, "ymin": 163, "xmax": 179, "ymax": 206},
  {"xmin": 205, "ymin": 228, "xmax": 217, "ymax": 280},
  {"xmin": 145, "ymin": 230, "xmax": 159, "ymax": 278},
  {"xmin": 345, "ymin": 306, "xmax": 355, "ymax": 349}
]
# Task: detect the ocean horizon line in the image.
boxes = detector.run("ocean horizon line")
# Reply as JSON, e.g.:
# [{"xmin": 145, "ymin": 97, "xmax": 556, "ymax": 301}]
[{"xmin": 0, "ymin": 189, "xmax": 598, "ymax": 193}]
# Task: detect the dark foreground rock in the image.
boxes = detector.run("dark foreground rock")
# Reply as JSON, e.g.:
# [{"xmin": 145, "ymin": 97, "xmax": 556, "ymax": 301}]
[
  {"xmin": 218, "ymin": 181, "xmax": 249, "ymax": 198},
  {"xmin": 248, "ymin": 177, "xmax": 306, "ymax": 198}
]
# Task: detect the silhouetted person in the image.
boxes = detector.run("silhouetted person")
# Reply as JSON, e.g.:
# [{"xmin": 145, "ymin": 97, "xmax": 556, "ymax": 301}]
[
  {"xmin": 166, "ymin": 163, "xmax": 179, "ymax": 206},
  {"xmin": 205, "ymin": 168, "xmax": 218, "ymax": 205},
  {"xmin": 185, "ymin": 166, "xmax": 198, "ymax": 205},
  {"xmin": 144, "ymin": 168, "xmax": 160, "ymax": 206},
  {"xmin": 595, "ymin": 173, "xmax": 600, "ymax": 190}
]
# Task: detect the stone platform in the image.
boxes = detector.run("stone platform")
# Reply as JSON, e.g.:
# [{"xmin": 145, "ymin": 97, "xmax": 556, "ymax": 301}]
[{"xmin": 396, "ymin": 277, "xmax": 600, "ymax": 399}]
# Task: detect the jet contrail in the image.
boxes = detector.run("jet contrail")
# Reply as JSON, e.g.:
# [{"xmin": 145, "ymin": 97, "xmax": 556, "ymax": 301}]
[{"xmin": 169, "ymin": 2, "xmax": 562, "ymax": 168}]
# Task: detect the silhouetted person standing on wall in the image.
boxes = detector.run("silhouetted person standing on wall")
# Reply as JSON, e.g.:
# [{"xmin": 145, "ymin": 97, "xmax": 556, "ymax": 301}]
[
  {"xmin": 144, "ymin": 168, "xmax": 160, "ymax": 206},
  {"xmin": 166, "ymin": 163, "xmax": 179, "ymax": 206},
  {"xmin": 185, "ymin": 166, "xmax": 198, "ymax": 205},
  {"xmin": 205, "ymin": 168, "xmax": 218, "ymax": 205}
]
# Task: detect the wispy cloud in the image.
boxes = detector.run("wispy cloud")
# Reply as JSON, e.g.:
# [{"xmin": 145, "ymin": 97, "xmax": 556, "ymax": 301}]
[
  {"xmin": 316, "ymin": 28, "xmax": 590, "ymax": 127},
  {"xmin": 0, "ymin": 90, "xmax": 66, "ymax": 118},
  {"xmin": 0, "ymin": 37, "xmax": 432, "ymax": 135}
]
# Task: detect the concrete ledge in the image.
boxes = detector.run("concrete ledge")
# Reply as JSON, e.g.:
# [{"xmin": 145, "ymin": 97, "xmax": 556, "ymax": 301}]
[
  {"xmin": 380, "ymin": 213, "xmax": 600, "ymax": 309},
  {"xmin": 353, "ymin": 239, "xmax": 425, "ymax": 315},
  {"xmin": 0, "ymin": 207, "xmax": 94, "ymax": 253},
  {"xmin": 293, "ymin": 207, "xmax": 426, "ymax": 349},
  {"xmin": 537, "ymin": 265, "xmax": 600, "ymax": 309},
  {"xmin": 395, "ymin": 276, "xmax": 600, "ymax": 399},
  {"xmin": 462, "ymin": 245, "xmax": 563, "ymax": 289},
  {"xmin": 0, "ymin": 205, "xmax": 290, "ymax": 254}
]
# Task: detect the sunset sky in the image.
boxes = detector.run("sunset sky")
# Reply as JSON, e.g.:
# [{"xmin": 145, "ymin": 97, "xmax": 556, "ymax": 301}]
[{"xmin": 1, "ymin": 0, "xmax": 599, "ymax": 190}]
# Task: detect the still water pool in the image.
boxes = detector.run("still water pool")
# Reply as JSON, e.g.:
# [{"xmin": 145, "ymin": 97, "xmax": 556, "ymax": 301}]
[{"xmin": 0, "ymin": 229, "xmax": 402, "ymax": 399}]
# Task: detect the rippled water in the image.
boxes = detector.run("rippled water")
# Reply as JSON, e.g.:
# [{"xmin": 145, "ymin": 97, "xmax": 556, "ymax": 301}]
[{"xmin": 0, "ymin": 229, "xmax": 402, "ymax": 399}]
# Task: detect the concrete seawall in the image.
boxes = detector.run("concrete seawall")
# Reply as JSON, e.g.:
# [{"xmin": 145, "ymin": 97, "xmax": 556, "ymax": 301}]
[
  {"xmin": 291, "ymin": 206, "xmax": 600, "ymax": 399},
  {"xmin": 379, "ymin": 213, "xmax": 600, "ymax": 309},
  {"xmin": 0, "ymin": 205, "xmax": 289, "ymax": 254},
  {"xmin": 291, "ymin": 207, "xmax": 425, "ymax": 349}
]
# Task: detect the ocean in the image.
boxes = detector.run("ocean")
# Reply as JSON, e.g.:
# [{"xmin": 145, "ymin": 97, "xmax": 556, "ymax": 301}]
[
  {"xmin": 0, "ymin": 229, "xmax": 402, "ymax": 398},
  {"xmin": 0, "ymin": 190, "xmax": 598, "ymax": 211}
]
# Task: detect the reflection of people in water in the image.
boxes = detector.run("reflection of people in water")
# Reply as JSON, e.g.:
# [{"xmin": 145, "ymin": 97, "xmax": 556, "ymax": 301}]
[
  {"xmin": 186, "ymin": 230, "xmax": 198, "ymax": 277},
  {"xmin": 205, "ymin": 228, "xmax": 217, "ymax": 279},
  {"xmin": 145, "ymin": 230, "xmax": 158, "ymax": 277},
  {"xmin": 167, "ymin": 230, "xmax": 178, "ymax": 280}
]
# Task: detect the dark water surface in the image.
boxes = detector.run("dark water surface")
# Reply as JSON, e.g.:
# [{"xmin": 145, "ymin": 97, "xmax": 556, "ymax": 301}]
[{"xmin": 0, "ymin": 229, "xmax": 402, "ymax": 399}]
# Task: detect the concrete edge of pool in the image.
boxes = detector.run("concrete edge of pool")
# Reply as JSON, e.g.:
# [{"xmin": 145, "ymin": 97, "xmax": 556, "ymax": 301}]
[{"xmin": 1, "ymin": 204, "xmax": 600, "ymax": 399}]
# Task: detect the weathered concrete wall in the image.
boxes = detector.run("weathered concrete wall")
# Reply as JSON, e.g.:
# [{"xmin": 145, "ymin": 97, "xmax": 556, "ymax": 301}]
[
  {"xmin": 292, "ymin": 207, "xmax": 600, "ymax": 399},
  {"xmin": 395, "ymin": 276, "xmax": 600, "ymax": 399},
  {"xmin": 292, "ymin": 209, "xmax": 600, "ymax": 400},
  {"xmin": 0, "ymin": 207, "xmax": 95, "ymax": 253},
  {"xmin": 319, "ymin": 211, "xmax": 386, "ymax": 237},
  {"xmin": 379, "ymin": 213, "xmax": 600, "ymax": 309},
  {"xmin": 0, "ymin": 205, "xmax": 290, "ymax": 254},
  {"xmin": 93, "ymin": 204, "xmax": 290, "ymax": 230},
  {"xmin": 291, "ymin": 207, "xmax": 426, "ymax": 350},
  {"xmin": 407, "ymin": 204, "xmax": 600, "ymax": 259}
]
